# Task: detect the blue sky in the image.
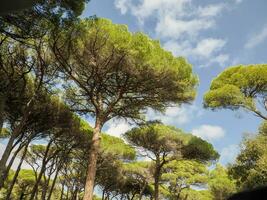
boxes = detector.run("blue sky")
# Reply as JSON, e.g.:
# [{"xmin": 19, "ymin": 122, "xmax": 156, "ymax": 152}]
[{"xmin": 81, "ymin": 0, "xmax": 267, "ymax": 165}]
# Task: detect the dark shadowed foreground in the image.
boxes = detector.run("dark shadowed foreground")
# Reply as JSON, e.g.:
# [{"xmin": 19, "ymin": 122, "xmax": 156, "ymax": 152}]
[{"xmin": 228, "ymin": 187, "xmax": 267, "ymax": 200}]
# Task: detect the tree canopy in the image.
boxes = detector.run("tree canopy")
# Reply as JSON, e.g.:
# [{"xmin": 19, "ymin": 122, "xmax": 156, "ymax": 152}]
[
  {"xmin": 53, "ymin": 18, "xmax": 198, "ymax": 200},
  {"xmin": 204, "ymin": 64, "xmax": 267, "ymax": 120},
  {"xmin": 124, "ymin": 122, "xmax": 218, "ymax": 200},
  {"xmin": 229, "ymin": 121, "xmax": 267, "ymax": 190}
]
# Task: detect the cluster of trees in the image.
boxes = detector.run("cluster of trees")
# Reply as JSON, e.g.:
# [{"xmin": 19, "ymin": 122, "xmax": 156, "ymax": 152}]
[
  {"xmin": 204, "ymin": 64, "xmax": 267, "ymax": 196},
  {"xmin": 0, "ymin": 0, "xmax": 266, "ymax": 200}
]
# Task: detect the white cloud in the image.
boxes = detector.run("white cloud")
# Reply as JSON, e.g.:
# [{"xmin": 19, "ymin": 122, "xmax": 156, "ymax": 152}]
[
  {"xmin": 197, "ymin": 4, "xmax": 226, "ymax": 17},
  {"xmin": 192, "ymin": 125, "xmax": 225, "ymax": 141},
  {"xmin": 211, "ymin": 54, "xmax": 229, "ymax": 64},
  {"xmin": 146, "ymin": 104, "xmax": 203, "ymax": 126},
  {"xmin": 156, "ymin": 17, "xmax": 215, "ymax": 39},
  {"xmin": 114, "ymin": 0, "xmax": 130, "ymax": 14},
  {"xmin": 131, "ymin": 0, "xmax": 191, "ymax": 24},
  {"xmin": 220, "ymin": 144, "xmax": 239, "ymax": 165},
  {"xmin": 164, "ymin": 38, "xmax": 228, "ymax": 67},
  {"xmin": 114, "ymin": 0, "xmax": 233, "ymax": 67},
  {"xmin": 115, "ymin": 0, "xmax": 223, "ymax": 38},
  {"xmin": 194, "ymin": 38, "xmax": 226, "ymax": 57},
  {"xmin": 234, "ymin": 0, "xmax": 243, "ymax": 4},
  {"xmin": 245, "ymin": 25, "xmax": 267, "ymax": 49},
  {"xmin": 105, "ymin": 119, "xmax": 134, "ymax": 137},
  {"xmin": 199, "ymin": 54, "xmax": 230, "ymax": 68}
]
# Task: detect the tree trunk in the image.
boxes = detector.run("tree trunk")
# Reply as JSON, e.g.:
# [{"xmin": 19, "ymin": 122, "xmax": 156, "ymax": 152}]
[
  {"xmin": 60, "ymin": 182, "xmax": 65, "ymax": 200},
  {"xmin": 0, "ymin": 106, "xmax": 30, "ymax": 189},
  {"xmin": 29, "ymin": 141, "xmax": 52, "ymax": 200},
  {"xmin": 139, "ymin": 182, "xmax": 147, "ymax": 200},
  {"xmin": 5, "ymin": 143, "xmax": 29, "ymax": 200},
  {"xmin": 0, "ymin": 133, "xmax": 16, "ymax": 188},
  {"xmin": 102, "ymin": 189, "xmax": 105, "ymax": 200},
  {"xmin": 41, "ymin": 165, "xmax": 53, "ymax": 200},
  {"xmin": 47, "ymin": 165, "xmax": 61, "ymax": 200},
  {"xmin": 154, "ymin": 158, "xmax": 161, "ymax": 200},
  {"xmin": 83, "ymin": 120, "xmax": 102, "ymax": 200},
  {"xmin": 0, "ymin": 94, "xmax": 5, "ymax": 133},
  {"xmin": 66, "ymin": 187, "xmax": 70, "ymax": 200},
  {"xmin": 154, "ymin": 174, "xmax": 160, "ymax": 200},
  {"xmin": 19, "ymin": 187, "xmax": 26, "ymax": 200},
  {"xmin": 1, "ymin": 138, "xmax": 29, "ymax": 188}
]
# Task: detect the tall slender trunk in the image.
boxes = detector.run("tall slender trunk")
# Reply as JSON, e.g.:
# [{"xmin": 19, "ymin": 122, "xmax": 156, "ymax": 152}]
[
  {"xmin": 5, "ymin": 143, "xmax": 29, "ymax": 200},
  {"xmin": 102, "ymin": 189, "xmax": 106, "ymax": 200},
  {"xmin": 1, "ymin": 138, "xmax": 29, "ymax": 186},
  {"xmin": 66, "ymin": 187, "xmax": 70, "ymax": 200},
  {"xmin": 29, "ymin": 141, "xmax": 52, "ymax": 200},
  {"xmin": 154, "ymin": 158, "xmax": 161, "ymax": 200},
  {"xmin": 41, "ymin": 164, "xmax": 54, "ymax": 200},
  {"xmin": 60, "ymin": 182, "xmax": 65, "ymax": 200},
  {"xmin": 83, "ymin": 120, "xmax": 102, "ymax": 200},
  {"xmin": 47, "ymin": 165, "xmax": 61, "ymax": 200},
  {"xmin": 0, "ymin": 133, "xmax": 16, "ymax": 188},
  {"xmin": 19, "ymin": 189, "xmax": 26, "ymax": 200},
  {"xmin": 139, "ymin": 181, "xmax": 147, "ymax": 200},
  {"xmin": 0, "ymin": 94, "xmax": 5, "ymax": 133},
  {"xmin": 0, "ymin": 104, "xmax": 30, "ymax": 188},
  {"xmin": 72, "ymin": 186, "xmax": 79, "ymax": 200}
]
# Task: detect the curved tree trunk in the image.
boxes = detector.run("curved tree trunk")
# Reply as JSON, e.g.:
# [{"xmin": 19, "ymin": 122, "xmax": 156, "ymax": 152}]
[
  {"xmin": 83, "ymin": 120, "xmax": 102, "ymax": 200},
  {"xmin": 29, "ymin": 140, "xmax": 52, "ymax": 200},
  {"xmin": 60, "ymin": 182, "xmax": 65, "ymax": 200},
  {"xmin": 139, "ymin": 182, "xmax": 147, "ymax": 200},
  {"xmin": 0, "ymin": 102, "xmax": 31, "ymax": 188},
  {"xmin": 1, "ymin": 137, "xmax": 29, "ymax": 188},
  {"xmin": 0, "ymin": 133, "xmax": 16, "ymax": 189},
  {"xmin": 5, "ymin": 143, "xmax": 29, "ymax": 200},
  {"xmin": 47, "ymin": 165, "xmax": 61, "ymax": 200}
]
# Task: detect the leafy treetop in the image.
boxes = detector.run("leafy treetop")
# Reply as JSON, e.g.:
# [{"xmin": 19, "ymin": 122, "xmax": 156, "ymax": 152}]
[{"xmin": 204, "ymin": 64, "xmax": 267, "ymax": 120}]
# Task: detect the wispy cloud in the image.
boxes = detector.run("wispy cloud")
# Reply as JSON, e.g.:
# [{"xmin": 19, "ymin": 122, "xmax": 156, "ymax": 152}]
[
  {"xmin": 192, "ymin": 125, "xmax": 225, "ymax": 142},
  {"xmin": 146, "ymin": 104, "xmax": 203, "ymax": 126},
  {"xmin": 164, "ymin": 38, "xmax": 228, "ymax": 67},
  {"xmin": 105, "ymin": 119, "xmax": 134, "ymax": 137},
  {"xmin": 245, "ymin": 24, "xmax": 267, "ymax": 49},
  {"xmin": 114, "ymin": 0, "xmax": 234, "ymax": 68}
]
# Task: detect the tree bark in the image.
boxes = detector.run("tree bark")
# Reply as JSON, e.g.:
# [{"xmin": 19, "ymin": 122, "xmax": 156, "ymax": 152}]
[
  {"xmin": 0, "ymin": 102, "xmax": 31, "ymax": 189},
  {"xmin": 60, "ymin": 182, "xmax": 65, "ymax": 200},
  {"xmin": 29, "ymin": 141, "xmax": 52, "ymax": 200},
  {"xmin": 154, "ymin": 158, "xmax": 161, "ymax": 200},
  {"xmin": 47, "ymin": 165, "xmax": 61, "ymax": 200},
  {"xmin": 83, "ymin": 120, "xmax": 102, "ymax": 200},
  {"xmin": 5, "ymin": 143, "xmax": 29, "ymax": 200},
  {"xmin": 139, "ymin": 181, "xmax": 147, "ymax": 200},
  {"xmin": 1, "ymin": 138, "xmax": 29, "ymax": 188},
  {"xmin": 0, "ymin": 133, "xmax": 16, "ymax": 189},
  {"xmin": 0, "ymin": 94, "xmax": 5, "ymax": 133}
]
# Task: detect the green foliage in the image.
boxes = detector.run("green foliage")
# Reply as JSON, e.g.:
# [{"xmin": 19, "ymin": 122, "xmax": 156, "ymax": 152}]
[
  {"xmin": 58, "ymin": 18, "xmax": 198, "ymax": 122},
  {"xmin": 162, "ymin": 160, "xmax": 209, "ymax": 200},
  {"xmin": 124, "ymin": 122, "xmax": 218, "ymax": 163},
  {"xmin": 209, "ymin": 165, "xmax": 236, "ymax": 200},
  {"xmin": 182, "ymin": 189, "xmax": 213, "ymax": 200},
  {"xmin": 229, "ymin": 122, "xmax": 267, "ymax": 190},
  {"xmin": 182, "ymin": 137, "xmax": 220, "ymax": 162},
  {"xmin": 101, "ymin": 134, "xmax": 136, "ymax": 160},
  {"xmin": 0, "ymin": 128, "xmax": 10, "ymax": 139},
  {"xmin": 124, "ymin": 123, "xmax": 187, "ymax": 157},
  {"xmin": 204, "ymin": 64, "xmax": 267, "ymax": 119},
  {"xmin": 124, "ymin": 122, "xmax": 218, "ymax": 200}
]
